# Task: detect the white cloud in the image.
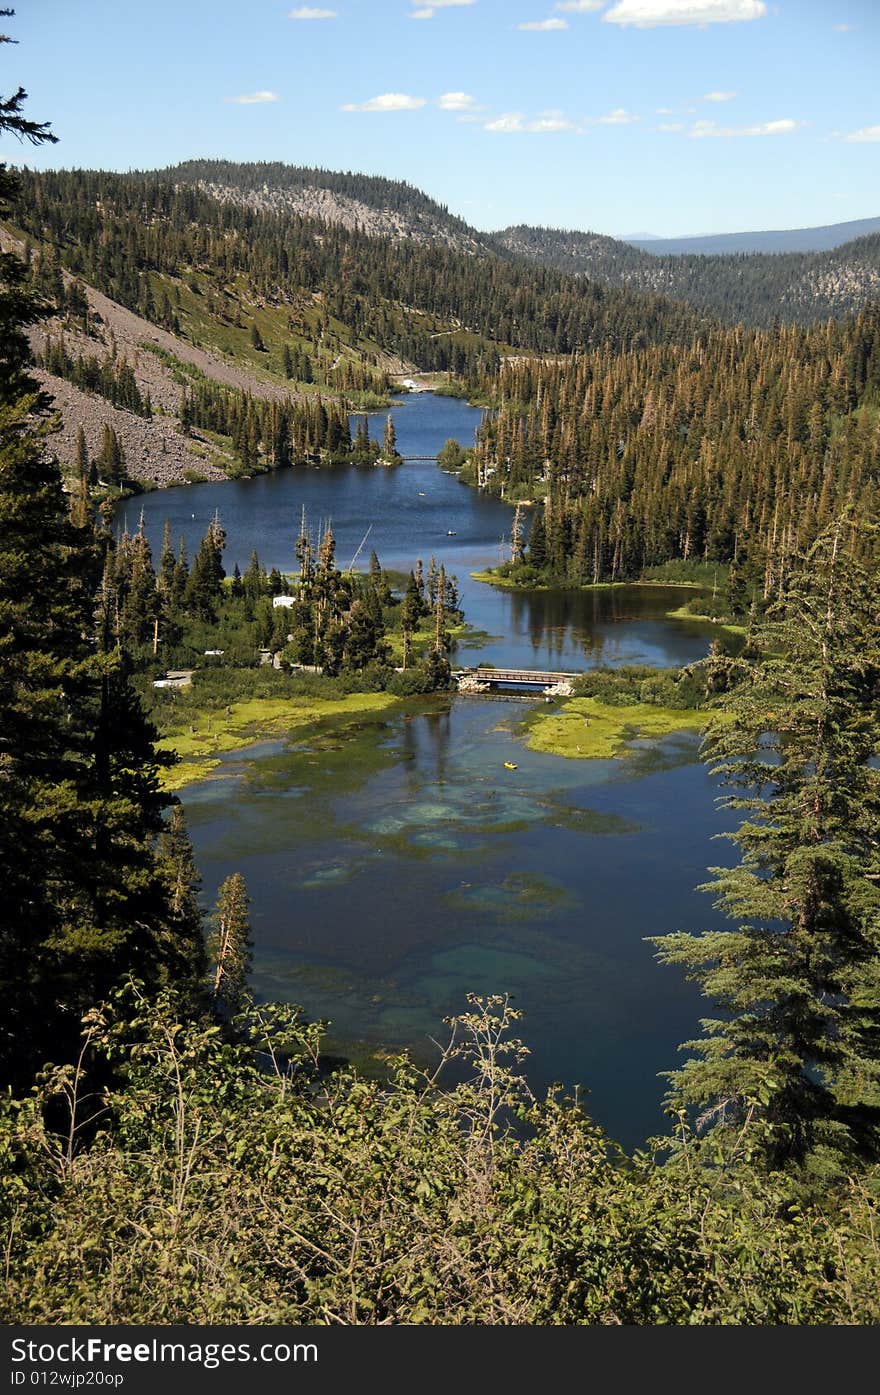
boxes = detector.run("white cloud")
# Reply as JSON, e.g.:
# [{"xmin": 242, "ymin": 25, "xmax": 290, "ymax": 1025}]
[
  {"xmin": 658, "ymin": 121, "xmax": 684, "ymax": 130},
  {"xmin": 518, "ymin": 17, "xmax": 569, "ymax": 29},
  {"xmin": 484, "ymin": 112, "xmax": 526, "ymax": 132},
  {"xmin": 835, "ymin": 125, "xmax": 880, "ymax": 143},
  {"xmin": 703, "ymin": 90, "xmax": 737, "ymax": 102},
  {"xmin": 834, "ymin": 23, "xmax": 853, "ymax": 32},
  {"xmin": 656, "ymin": 106, "xmax": 675, "ymax": 114},
  {"xmin": 530, "ymin": 114, "xmax": 576, "ymax": 131},
  {"xmin": 288, "ymin": 6, "xmax": 336, "ymax": 16},
  {"xmin": 410, "ymin": 0, "xmax": 475, "ymax": 13},
  {"xmin": 226, "ymin": 91, "xmax": 279, "ymax": 105},
  {"xmin": 690, "ymin": 116, "xmax": 799, "ymax": 137},
  {"xmin": 555, "ymin": 0, "xmax": 603, "ymax": 10},
  {"xmin": 604, "ymin": 0, "xmax": 765, "ymax": 27},
  {"xmin": 483, "ymin": 110, "xmax": 577, "ymax": 132},
  {"xmin": 598, "ymin": 107, "xmax": 639, "ymax": 124},
  {"xmin": 341, "ymin": 92, "xmax": 427, "ymax": 112},
  {"xmin": 438, "ymin": 91, "xmax": 478, "ymax": 110}
]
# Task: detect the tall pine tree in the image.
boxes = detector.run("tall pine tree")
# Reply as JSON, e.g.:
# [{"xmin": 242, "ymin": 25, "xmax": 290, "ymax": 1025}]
[
  {"xmin": 0, "ymin": 24, "xmax": 205, "ymax": 1085},
  {"xmin": 654, "ymin": 520, "xmax": 880, "ymax": 1171}
]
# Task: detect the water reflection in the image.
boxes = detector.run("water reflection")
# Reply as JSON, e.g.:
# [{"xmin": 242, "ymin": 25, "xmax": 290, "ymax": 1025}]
[{"xmin": 469, "ymin": 585, "xmax": 715, "ymax": 671}]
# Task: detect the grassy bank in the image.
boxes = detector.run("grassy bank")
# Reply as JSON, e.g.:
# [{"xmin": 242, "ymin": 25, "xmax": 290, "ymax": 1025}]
[
  {"xmin": 471, "ymin": 567, "xmax": 750, "ymax": 643},
  {"xmin": 158, "ymin": 691, "xmax": 400, "ymax": 791},
  {"xmin": 663, "ymin": 601, "xmax": 748, "ymax": 639},
  {"xmin": 523, "ymin": 695, "xmax": 712, "ymax": 761},
  {"xmin": 471, "ymin": 568, "xmax": 713, "ymax": 595}
]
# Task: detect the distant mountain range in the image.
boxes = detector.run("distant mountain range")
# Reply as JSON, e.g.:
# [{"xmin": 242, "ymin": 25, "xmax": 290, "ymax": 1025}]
[{"xmin": 624, "ymin": 216, "xmax": 880, "ymax": 256}]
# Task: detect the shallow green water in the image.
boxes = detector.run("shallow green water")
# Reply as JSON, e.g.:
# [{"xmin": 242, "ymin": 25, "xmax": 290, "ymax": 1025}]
[{"xmin": 184, "ymin": 697, "xmax": 735, "ymax": 1149}]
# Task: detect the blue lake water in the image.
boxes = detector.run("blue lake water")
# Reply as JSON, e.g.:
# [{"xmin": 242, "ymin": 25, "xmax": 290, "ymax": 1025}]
[
  {"xmin": 118, "ymin": 392, "xmax": 733, "ymax": 1148},
  {"xmin": 119, "ymin": 392, "xmax": 714, "ymax": 673}
]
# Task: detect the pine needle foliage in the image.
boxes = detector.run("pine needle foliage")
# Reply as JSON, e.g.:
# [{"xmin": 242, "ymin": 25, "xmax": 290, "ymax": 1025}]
[{"xmin": 653, "ymin": 519, "xmax": 880, "ymax": 1171}]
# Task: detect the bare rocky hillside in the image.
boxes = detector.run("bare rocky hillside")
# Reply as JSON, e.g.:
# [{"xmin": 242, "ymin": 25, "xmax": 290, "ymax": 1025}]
[
  {"xmin": 196, "ymin": 180, "xmax": 488, "ymax": 254},
  {"xmin": 5, "ymin": 230, "xmax": 310, "ymax": 490}
]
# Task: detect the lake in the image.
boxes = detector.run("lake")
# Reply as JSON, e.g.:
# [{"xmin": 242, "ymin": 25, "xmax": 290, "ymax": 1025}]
[
  {"xmin": 118, "ymin": 392, "xmax": 734, "ymax": 1148},
  {"xmin": 119, "ymin": 392, "xmax": 714, "ymax": 673}
]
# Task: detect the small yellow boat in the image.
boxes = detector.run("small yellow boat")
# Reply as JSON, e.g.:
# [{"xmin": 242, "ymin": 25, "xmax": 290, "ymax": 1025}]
[{"xmin": 504, "ymin": 761, "xmax": 518, "ymax": 770}]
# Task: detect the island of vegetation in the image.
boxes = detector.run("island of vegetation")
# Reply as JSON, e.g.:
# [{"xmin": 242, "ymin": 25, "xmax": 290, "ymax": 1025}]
[{"xmin": 110, "ymin": 508, "xmax": 468, "ymax": 788}]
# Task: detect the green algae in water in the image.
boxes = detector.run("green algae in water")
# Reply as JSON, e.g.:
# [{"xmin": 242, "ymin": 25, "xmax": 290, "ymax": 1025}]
[
  {"xmin": 445, "ymin": 872, "xmax": 575, "ymax": 924},
  {"xmin": 410, "ymin": 830, "xmax": 465, "ymax": 852},
  {"xmin": 300, "ymin": 863, "xmax": 355, "ymax": 889},
  {"xmin": 391, "ymin": 928, "xmax": 626, "ymax": 1030},
  {"xmin": 538, "ymin": 794, "xmax": 641, "ymax": 836}
]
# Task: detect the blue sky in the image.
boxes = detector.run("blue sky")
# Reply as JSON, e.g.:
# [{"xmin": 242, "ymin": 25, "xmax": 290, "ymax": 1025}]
[{"xmin": 8, "ymin": 0, "xmax": 880, "ymax": 236}]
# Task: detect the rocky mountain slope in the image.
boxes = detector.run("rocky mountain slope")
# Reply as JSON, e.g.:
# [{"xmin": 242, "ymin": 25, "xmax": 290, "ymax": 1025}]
[
  {"xmin": 158, "ymin": 160, "xmax": 489, "ymax": 254},
  {"xmin": 1, "ymin": 224, "xmax": 322, "ymax": 490}
]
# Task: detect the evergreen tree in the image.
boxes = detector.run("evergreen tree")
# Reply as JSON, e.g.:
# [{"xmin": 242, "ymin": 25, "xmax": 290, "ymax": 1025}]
[
  {"xmin": 74, "ymin": 423, "xmax": 89, "ymax": 477},
  {"xmin": 654, "ymin": 520, "xmax": 880, "ymax": 1171},
  {"xmin": 156, "ymin": 805, "xmax": 206, "ymax": 999},
  {"xmin": 368, "ymin": 547, "xmax": 391, "ymax": 605},
  {"xmin": 0, "ymin": 33, "xmax": 204, "ymax": 1085},
  {"xmin": 381, "ymin": 413, "xmax": 401, "ymax": 463},
  {"xmin": 186, "ymin": 513, "xmax": 226, "ymax": 621},
  {"xmin": 96, "ymin": 422, "xmax": 124, "ymax": 485},
  {"xmin": 210, "ymin": 873, "xmax": 253, "ymax": 1021},
  {"xmin": 295, "ymin": 508, "xmax": 314, "ymax": 591}
]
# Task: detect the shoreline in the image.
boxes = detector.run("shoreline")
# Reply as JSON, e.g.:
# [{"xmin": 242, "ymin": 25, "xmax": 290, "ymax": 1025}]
[
  {"xmin": 160, "ymin": 691, "xmax": 402, "ymax": 792},
  {"xmin": 470, "ymin": 569, "xmax": 748, "ymax": 638},
  {"xmin": 470, "ymin": 569, "xmax": 710, "ymax": 594}
]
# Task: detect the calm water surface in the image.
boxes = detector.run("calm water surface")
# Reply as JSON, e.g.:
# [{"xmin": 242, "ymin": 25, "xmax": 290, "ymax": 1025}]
[
  {"xmin": 119, "ymin": 393, "xmax": 731, "ymax": 1147},
  {"xmin": 119, "ymin": 393, "xmax": 711, "ymax": 672}
]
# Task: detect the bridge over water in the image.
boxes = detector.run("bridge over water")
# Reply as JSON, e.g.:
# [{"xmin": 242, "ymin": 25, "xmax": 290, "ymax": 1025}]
[{"xmin": 454, "ymin": 667, "xmax": 581, "ymax": 691}]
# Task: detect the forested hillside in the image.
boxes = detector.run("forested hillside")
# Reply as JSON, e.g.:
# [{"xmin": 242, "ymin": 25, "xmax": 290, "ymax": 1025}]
[
  {"xmin": 159, "ymin": 158, "xmax": 490, "ymax": 253},
  {"xmin": 163, "ymin": 162, "xmax": 880, "ymax": 328},
  {"xmin": 161, "ymin": 161, "xmax": 880, "ymax": 328},
  {"xmin": 471, "ymin": 306, "xmax": 880, "ymax": 597},
  {"xmin": 491, "ymin": 224, "xmax": 880, "ymax": 327},
  {"xmin": 15, "ymin": 167, "xmax": 697, "ymax": 383}
]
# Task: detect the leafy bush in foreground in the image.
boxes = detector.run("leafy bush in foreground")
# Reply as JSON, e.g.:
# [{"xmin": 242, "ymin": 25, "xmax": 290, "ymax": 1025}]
[{"xmin": 3, "ymin": 989, "xmax": 879, "ymax": 1325}]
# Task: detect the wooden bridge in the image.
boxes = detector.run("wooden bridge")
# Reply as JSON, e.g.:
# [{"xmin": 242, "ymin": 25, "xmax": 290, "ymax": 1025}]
[
  {"xmin": 455, "ymin": 667, "xmax": 581, "ymax": 690},
  {"xmin": 401, "ymin": 455, "xmax": 439, "ymax": 462}
]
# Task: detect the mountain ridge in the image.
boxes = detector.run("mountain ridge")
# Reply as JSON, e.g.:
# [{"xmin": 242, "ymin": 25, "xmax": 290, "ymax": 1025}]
[
  {"xmin": 155, "ymin": 161, "xmax": 880, "ymax": 327},
  {"xmin": 625, "ymin": 215, "xmax": 880, "ymax": 256}
]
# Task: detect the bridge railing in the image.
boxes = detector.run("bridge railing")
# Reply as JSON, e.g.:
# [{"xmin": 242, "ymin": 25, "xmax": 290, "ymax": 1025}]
[{"xmin": 465, "ymin": 667, "xmax": 581, "ymax": 686}]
